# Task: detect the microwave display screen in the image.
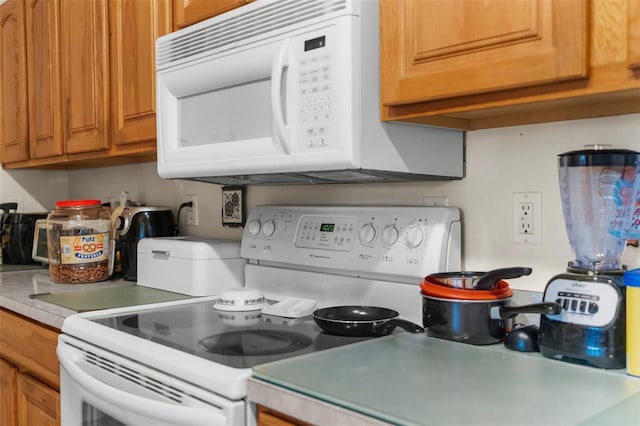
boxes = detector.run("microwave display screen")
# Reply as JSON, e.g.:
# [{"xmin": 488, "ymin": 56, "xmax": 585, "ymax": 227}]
[
  {"xmin": 304, "ymin": 36, "xmax": 326, "ymax": 51},
  {"xmin": 179, "ymin": 79, "xmax": 272, "ymax": 147},
  {"xmin": 320, "ymin": 223, "xmax": 335, "ymax": 232}
]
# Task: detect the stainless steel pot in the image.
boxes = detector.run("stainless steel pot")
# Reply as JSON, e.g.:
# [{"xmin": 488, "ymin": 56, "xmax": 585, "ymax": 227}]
[
  {"xmin": 420, "ymin": 275, "xmax": 560, "ymax": 345},
  {"xmin": 421, "ymin": 294, "xmax": 559, "ymax": 345}
]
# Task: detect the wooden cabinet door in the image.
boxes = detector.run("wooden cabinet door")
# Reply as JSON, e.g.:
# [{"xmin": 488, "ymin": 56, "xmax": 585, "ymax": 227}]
[
  {"xmin": 173, "ymin": 0, "xmax": 252, "ymax": 29},
  {"xmin": 17, "ymin": 374, "xmax": 60, "ymax": 426},
  {"xmin": 60, "ymin": 0, "xmax": 110, "ymax": 154},
  {"xmin": 0, "ymin": 359, "xmax": 18, "ymax": 426},
  {"xmin": 110, "ymin": 0, "xmax": 172, "ymax": 146},
  {"xmin": 0, "ymin": 0, "xmax": 29, "ymax": 164},
  {"xmin": 257, "ymin": 405, "xmax": 311, "ymax": 426},
  {"xmin": 25, "ymin": 0, "xmax": 63, "ymax": 159},
  {"xmin": 380, "ymin": 0, "xmax": 589, "ymax": 106},
  {"xmin": 629, "ymin": 0, "xmax": 640, "ymax": 70}
]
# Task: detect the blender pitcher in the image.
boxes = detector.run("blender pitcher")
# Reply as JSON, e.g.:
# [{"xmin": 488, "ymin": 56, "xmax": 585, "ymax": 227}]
[{"xmin": 558, "ymin": 147, "xmax": 640, "ymax": 271}]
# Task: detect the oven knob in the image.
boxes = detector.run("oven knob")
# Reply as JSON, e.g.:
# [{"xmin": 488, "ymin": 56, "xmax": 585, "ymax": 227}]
[
  {"xmin": 262, "ymin": 220, "xmax": 276, "ymax": 237},
  {"xmin": 247, "ymin": 219, "xmax": 261, "ymax": 236},
  {"xmin": 359, "ymin": 223, "xmax": 377, "ymax": 246},
  {"xmin": 381, "ymin": 225, "xmax": 399, "ymax": 246},
  {"xmin": 405, "ymin": 225, "xmax": 424, "ymax": 249}
]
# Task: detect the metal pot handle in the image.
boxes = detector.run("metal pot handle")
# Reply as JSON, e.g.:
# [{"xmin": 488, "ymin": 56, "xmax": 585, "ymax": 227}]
[{"xmin": 490, "ymin": 302, "xmax": 561, "ymax": 320}]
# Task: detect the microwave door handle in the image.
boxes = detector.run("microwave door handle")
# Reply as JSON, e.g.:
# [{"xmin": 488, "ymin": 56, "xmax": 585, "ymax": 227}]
[
  {"xmin": 271, "ymin": 40, "xmax": 292, "ymax": 155},
  {"xmin": 57, "ymin": 345, "xmax": 227, "ymax": 426}
]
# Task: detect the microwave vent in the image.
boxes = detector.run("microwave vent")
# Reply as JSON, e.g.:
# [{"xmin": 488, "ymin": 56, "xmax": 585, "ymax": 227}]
[{"xmin": 157, "ymin": 0, "xmax": 348, "ymax": 68}]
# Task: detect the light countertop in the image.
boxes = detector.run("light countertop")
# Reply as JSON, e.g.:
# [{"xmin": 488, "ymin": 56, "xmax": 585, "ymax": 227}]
[
  {"xmin": 0, "ymin": 269, "xmax": 190, "ymax": 329},
  {"xmin": 251, "ymin": 333, "xmax": 640, "ymax": 426},
  {"xmin": 0, "ymin": 269, "xmax": 135, "ymax": 328}
]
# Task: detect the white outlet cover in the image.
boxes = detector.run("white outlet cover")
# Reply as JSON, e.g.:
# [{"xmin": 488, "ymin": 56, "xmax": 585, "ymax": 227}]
[{"xmin": 512, "ymin": 192, "xmax": 542, "ymax": 245}]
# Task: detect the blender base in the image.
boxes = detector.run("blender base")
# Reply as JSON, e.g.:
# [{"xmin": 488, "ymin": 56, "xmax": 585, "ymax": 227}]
[
  {"xmin": 538, "ymin": 319, "xmax": 626, "ymax": 369},
  {"xmin": 538, "ymin": 271, "xmax": 626, "ymax": 369}
]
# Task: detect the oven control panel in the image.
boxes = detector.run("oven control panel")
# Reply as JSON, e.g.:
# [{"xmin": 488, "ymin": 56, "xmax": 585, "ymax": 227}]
[
  {"xmin": 542, "ymin": 276, "xmax": 622, "ymax": 327},
  {"xmin": 241, "ymin": 206, "xmax": 461, "ymax": 280}
]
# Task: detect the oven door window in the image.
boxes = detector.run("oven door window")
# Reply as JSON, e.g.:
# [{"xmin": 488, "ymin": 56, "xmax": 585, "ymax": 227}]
[{"xmin": 83, "ymin": 402, "xmax": 125, "ymax": 426}]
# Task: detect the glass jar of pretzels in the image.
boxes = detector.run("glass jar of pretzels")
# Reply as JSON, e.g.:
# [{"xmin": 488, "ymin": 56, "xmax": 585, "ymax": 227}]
[{"xmin": 47, "ymin": 200, "xmax": 111, "ymax": 284}]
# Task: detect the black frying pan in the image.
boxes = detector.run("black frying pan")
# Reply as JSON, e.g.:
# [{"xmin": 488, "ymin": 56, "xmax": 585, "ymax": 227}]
[{"xmin": 312, "ymin": 306, "xmax": 425, "ymax": 337}]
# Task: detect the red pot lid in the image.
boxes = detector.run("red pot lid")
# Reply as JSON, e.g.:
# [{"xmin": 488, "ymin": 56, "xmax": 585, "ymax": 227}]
[
  {"xmin": 420, "ymin": 277, "xmax": 513, "ymax": 300},
  {"xmin": 55, "ymin": 199, "xmax": 101, "ymax": 208}
]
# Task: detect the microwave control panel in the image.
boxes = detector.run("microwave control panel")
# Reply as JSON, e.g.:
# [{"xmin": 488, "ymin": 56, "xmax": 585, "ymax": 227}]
[
  {"xmin": 241, "ymin": 206, "xmax": 461, "ymax": 279},
  {"xmin": 298, "ymin": 53, "xmax": 333, "ymax": 150}
]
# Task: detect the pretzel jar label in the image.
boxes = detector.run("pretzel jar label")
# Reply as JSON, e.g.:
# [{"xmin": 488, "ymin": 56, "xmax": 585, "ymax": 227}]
[{"xmin": 59, "ymin": 232, "xmax": 110, "ymax": 264}]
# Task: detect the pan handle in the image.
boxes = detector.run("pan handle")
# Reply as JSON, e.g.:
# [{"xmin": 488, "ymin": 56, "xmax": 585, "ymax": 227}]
[
  {"xmin": 490, "ymin": 302, "xmax": 561, "ymax": 320},
  {"xmin": 373, "ymin": 319, "xmax": 425, "ymax": 337}
]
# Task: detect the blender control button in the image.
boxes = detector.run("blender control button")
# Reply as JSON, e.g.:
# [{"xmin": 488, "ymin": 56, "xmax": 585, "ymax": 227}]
[
  {"xmin": 588, "ymin": 302, "xmax": 599, "ymax": 314},
  {"xmin": 555, "ymin": 298, "xmax": 562, "ymax": 306},
  {"xmin": 562, "ymin": 299, "xmax": 570, "ymax": 310},
  {"xmin": 579, "ymin": 301, "xmax": 587, "ymax": 313},
  {"xmin": 570, "ymin": 299, "xmax": 578, "ymax": 311}
]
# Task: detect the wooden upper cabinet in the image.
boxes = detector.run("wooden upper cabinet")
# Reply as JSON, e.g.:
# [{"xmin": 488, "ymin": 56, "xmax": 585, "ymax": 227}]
[
  {"xmin": 110, "ymin": 0, "xmax": 172, "ymax": 147},
  {"xmin": 627, "ymin": 0, "xmax": 640, "ymax": 70},
  {"xmin": 381, "ymin": 0, "xmax": 640, "ymax": 129},
  {"xmin": 0, "ymin": 0, "xmax": 28, "ymax": 163},
  {"xmin": 60, "ymin": 0, "xmax": 110, "ymax": 154},
  {"xmin": 25, "ymin": 0, "xmax": 63, "ymax": 160},
  {"xmin": 173, "ymin": 0, "xmax": 253, "ymax": 30},
  {"xmin": 381, "ymin": 0, "xmax": 589, "ymax": 105}
]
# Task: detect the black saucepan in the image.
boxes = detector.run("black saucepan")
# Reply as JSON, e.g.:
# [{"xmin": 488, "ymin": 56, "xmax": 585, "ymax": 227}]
[{"xmin": 312, "ymin": 306, "xmax": 425, "ymax": 337}]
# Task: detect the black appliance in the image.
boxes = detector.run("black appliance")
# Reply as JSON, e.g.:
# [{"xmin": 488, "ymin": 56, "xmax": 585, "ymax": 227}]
[
  {"xmin": 0, "ymin": 202, "xmax": 47, "ymax": 264},
  {"xmin": 113, "ymin": 206, "xmax": 178, "ymax": 281},
  {"xmin": 538, "ymin": 148, "xmax": 640, "ymax": 369},
  {"xmin": 539, "ymin": 270, "xmax": 626, "ymax": 368}
]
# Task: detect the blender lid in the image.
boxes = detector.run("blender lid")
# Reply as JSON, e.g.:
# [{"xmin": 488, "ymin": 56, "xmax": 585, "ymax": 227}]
[{"xmin": 558, "ymin": 147, "xmax": 640, "ymax": 167}]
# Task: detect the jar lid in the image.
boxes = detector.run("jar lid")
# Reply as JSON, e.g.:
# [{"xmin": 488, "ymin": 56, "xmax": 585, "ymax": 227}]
[
  {"xmin": 55, "ymin": 199, "xmax": 102, "ymax": 208},
  {"xmin": 624, "ymin": 268, "xmax": 640, "ymax": 288}
]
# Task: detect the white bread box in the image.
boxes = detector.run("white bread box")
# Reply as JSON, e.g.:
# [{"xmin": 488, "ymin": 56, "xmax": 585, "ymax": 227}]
[{"xmin": 137, "ymin": 237, "xmax": 246, "ymax": 296}]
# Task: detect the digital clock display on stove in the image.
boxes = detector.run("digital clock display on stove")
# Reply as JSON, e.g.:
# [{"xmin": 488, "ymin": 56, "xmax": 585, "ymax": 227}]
[{"xmin": 320, "ymin": 223, "xmax": 335, "ymax": 232}]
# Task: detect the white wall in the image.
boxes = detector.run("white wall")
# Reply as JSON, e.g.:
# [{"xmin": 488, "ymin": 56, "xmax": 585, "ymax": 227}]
[
  {"xmin": 3, "ymin": 113, "xmax": 639, "ymax": 291},
  {"xmin": 0, "ymin": 168, "xmax": 68, "ymax": 213}
]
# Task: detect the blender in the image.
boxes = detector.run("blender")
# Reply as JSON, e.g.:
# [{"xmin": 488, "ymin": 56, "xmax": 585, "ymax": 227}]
[{"xmin": 539, "ymin": 146, "xmax": 640, "ymax": 368}]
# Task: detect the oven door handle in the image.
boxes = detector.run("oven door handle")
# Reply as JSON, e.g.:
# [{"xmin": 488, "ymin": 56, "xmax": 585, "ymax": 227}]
[{"xmin": 57, "ymin": 344, "xmax": 227, "ymax": 426}]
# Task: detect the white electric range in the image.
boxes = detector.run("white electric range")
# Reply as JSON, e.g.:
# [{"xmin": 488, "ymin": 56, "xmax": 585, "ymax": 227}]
[{"xmin": 57, "ymin": 205, "xmax": 461, "ymax": 426}]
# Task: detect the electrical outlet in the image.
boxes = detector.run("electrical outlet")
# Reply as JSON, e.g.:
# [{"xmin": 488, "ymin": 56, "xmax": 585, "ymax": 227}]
[
  {"xmin": 186, "ymin": 194, "xmax": 198, "ymax": 226},
  {"xmin": 512, "ymin": 192, "xmax": 542, "ymax": 245},
  {"xmin": 519, "ymin": 202, "xmax": 534, "ymax": 235}
]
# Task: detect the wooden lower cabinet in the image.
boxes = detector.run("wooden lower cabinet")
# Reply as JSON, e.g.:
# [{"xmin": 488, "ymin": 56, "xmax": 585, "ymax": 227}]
[
  {"xmin": 0, "ymin": 309, "xmax": 60, "ymax": 426},
  {"xmin": 16, "ymin": 374, "xmax": 59, "ymax": 426},
  {"xmin": 257, "ymin": 405, "xmax": 311, "ymax": 426},
  {"xmin": 0, "ymin": 359, "xmax": 18, "ymax": 426}
]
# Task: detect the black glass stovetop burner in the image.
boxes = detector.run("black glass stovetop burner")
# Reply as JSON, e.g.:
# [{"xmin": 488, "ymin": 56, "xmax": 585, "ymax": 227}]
[
  {"xmin": 199, "ymin": 330, "xmax": 313, "ymax": 356},
  {"xmin": 92, "ymin": 298, "xmax": 370, "ymax": 369}
]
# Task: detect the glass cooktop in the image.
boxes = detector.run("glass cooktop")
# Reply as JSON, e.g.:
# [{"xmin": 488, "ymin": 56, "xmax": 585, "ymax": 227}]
[{"xmin": 91, "ymin": 299, "xmax": 370, "ymax": 369}]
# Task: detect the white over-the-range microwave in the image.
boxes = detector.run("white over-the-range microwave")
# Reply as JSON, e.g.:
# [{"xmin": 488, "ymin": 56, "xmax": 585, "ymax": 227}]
[{"xmin": 155, "ymin": 0, "xmax": 465, "ymax": 185}]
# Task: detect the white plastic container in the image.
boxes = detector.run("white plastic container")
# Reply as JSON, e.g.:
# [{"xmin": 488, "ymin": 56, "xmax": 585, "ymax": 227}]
[{"xmin": 137, "ymin": 237, "xmax": 245, "ymax": 296}]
